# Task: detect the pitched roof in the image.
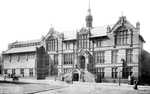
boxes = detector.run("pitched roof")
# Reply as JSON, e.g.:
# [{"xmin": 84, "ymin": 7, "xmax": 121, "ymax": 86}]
[
  {"xmin": 63, "ymin": 30, "xmax": 77, "ymax": 40},
  {"xmin": 3, "ymin": 45, "xmax": 41, "ymax": 54},
  {"xmin": 91, "ymin": 24, "xmax": 114, "ymax": 37},
  {"xmin": 62, "ymin": 25, "xmax": 114, "ymax": 40},
  {"xmin": 139, "ymin": 35, "xmax": 146, "ymax": 43},
  {"xmin": 14, "ymin": 39, "xmax": 41, "ymax": 45}
]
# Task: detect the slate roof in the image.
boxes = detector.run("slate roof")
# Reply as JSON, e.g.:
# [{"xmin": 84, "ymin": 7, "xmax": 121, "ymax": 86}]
[{"xmin": 3, "ymin": 45, "xmax": 41, "ymax": 54}]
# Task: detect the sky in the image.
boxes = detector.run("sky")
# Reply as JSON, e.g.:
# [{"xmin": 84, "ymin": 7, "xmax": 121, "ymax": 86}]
[{"xmin": 0, "ymin": 0, "xmax": 149, "ymax": 53}]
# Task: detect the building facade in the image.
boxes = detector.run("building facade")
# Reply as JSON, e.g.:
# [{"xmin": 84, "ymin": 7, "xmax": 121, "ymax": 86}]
[{"xmin": 2, "ymin": 4, "xmax": 145, "ymax": 82}]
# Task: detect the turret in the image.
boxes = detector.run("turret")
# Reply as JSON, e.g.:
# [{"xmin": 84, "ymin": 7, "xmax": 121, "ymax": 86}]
[
  {"xmin": 107, "ymin": 25, "xmax": 111, "ymax": 33},
  {"xmin": 136, "ymin": 21, "xmax": 140, "ymax": 30},
  {"xmin": 85, "ymin": 1, "xmax": 93, "ymax": 28}
]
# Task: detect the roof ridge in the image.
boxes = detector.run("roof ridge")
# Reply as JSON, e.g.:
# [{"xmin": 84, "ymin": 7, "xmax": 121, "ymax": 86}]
[{"xmin": 15, "ymin": 39, "xmax": 41, "ymax": 43}]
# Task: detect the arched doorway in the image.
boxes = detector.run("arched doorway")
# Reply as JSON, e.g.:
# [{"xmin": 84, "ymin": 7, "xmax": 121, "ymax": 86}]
[{"xmin": 80, "ymin": 55, "xmax": 85, "ymax": 69}]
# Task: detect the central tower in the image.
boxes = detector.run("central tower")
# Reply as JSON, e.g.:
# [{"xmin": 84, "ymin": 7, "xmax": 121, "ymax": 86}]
[{"xmin": 85, "ymin": 1, "xmax": 93, "ymax": 28}]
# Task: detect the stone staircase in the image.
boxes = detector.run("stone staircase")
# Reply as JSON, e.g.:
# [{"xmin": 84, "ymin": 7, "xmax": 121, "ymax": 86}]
[
  {"xmin": 62, "ymin": 69, "xmax": 96, "ymax": 83},
  {"xmin": 83, "ymin": 70, "xmax": 96, "ymax": 82}
]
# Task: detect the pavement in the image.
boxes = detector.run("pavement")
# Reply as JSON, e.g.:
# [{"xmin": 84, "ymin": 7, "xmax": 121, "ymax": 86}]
[{"xmin": 0, "ymin": 77, "xmax": 150, "ymax": 94}]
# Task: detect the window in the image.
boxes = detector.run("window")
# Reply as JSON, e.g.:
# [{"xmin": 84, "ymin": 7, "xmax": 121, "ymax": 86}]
[
  {"xmin": 116, "ymin": 27, "xmax": 129, "ymax": 45},
  {"xmin": 19, "ymin": 53, "xmax": 26, "ymax": 61},
  {"xmin": 112, "ymin": 50, "xmax": 118, "ymax": 63},
  {"xmin": 12, "ymin": 69, "xmax": 16, "ymax": 75},
  {"xmin": 54, "ymin": 69, "xmax": 58, "ymax": 76},
  {"xmin": 29, "ymin": 69, "xmax": 33, "ymax": 77},
  {"xmin": 4, "ymin": 55, "xmax": 9, "ymax": 60},
  {"xmin": 28, "ymin": 52, "xmax": 35, "ymax": 60},
  {"xmin": 20, "ymin": 69, "xmax": 24, "ymax": 77},
  {"xmin": 11, "ymin": 54, "xmax": 17, "ymax": 61},
  {"xmin": 45, "ymin": 56, "xmax": 49, "ymax": 65},
  {"xmin": 45, "ymin": 69, "xmax": 49, "ymax": 76},
  {"xmin": 95, "ymin": 39, "xmax": 102, "ymax": 47},
  {"xmin": 64, "ymin": 54, "xmax": 73, "ymax": 65},
  {"xmin": 126, "ymin": 49, "xmax": 133, "ymax": 63},
  {"xmin": 64, "ymin": 68, "xmax": 71, "ymax": 73},
  {"xmin": 122, "ymin": 67, "xmax": 132, "ymax": 78},
  {"xmin": 96, "ymin": 68, "xmax": 105, "ymax": 78},
  {"xmin": 4, "ymin": 69, "xmax": 7, "ymax": 74},
  {"xmin": 112, "ymin": 67, "xmax": 118, "ymax": 78},
  {"xmin": 65, "ymin": 42, "xmax": 70, "ymax": 49},
  {"xmin": 95, "ymin": 52, "xmax": 105, "ymax": 64},
  {"xmin": 47, "ymin": 39, "xmax": 58, "ymax": 51},
  {"xmin": 79, "ymin": 35, "xmax": 88, "ymax": 48},
  {"xmin": 54, "ymin": 54, "xmax": 58, "ymax": 65}
]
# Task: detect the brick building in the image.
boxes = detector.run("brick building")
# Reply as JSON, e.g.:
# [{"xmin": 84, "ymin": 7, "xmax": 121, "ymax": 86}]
[{"xmin": 2, "ymin": 3, "xmax": 145, "ymax": 82}]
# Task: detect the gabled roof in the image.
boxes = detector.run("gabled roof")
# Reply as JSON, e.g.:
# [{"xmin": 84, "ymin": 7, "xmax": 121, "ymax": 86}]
[
  {"xmin": 110, "ymin": 16, "xmax": 136, "ymax": 32},
  {"xmin": 3, "ymin": 45, "xmax": 41, "ymax": 54},
  {"xmin": 44, "ymin": 28, "xmax": 62, "ymax": 41}
]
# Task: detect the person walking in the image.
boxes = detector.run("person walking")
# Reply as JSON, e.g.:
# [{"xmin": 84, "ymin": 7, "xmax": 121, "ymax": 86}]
[
  {"xmin": 4, "ymin": 73, "xmax": 7, "ymax": 81},
  {"xmin": 128, "ymin": 75, "xmax": 131, "ymax": 85},
  {"xmin": 55, "ymin": 76, "xmax": 57, "ymax": 81},
  {"xmin": 133, "ymin": 80, "xmax": 138, "ymax": 90}
]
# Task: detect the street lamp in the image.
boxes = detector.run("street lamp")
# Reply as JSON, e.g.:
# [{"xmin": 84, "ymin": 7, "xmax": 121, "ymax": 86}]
[{"xmin": 118, "ymin": 68, "xmax": 122, "ymax": 86}]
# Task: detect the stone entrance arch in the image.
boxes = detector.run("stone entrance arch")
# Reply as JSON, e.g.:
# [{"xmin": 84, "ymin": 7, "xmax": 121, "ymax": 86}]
[{"xmin": 79, "ymin": 55, "xmax": 85, "ymax": 69}]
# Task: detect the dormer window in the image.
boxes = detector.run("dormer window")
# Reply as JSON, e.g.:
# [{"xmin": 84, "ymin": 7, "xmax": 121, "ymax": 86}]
[{"xmin": 116, "ymin": 26, "xmax": 129, "ymax": 45}]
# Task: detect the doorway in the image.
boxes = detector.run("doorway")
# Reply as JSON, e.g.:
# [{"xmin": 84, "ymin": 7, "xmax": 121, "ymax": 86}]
[
  {"xmin": 80, "ymin": 55, "xmax": 85, "ymax": 69},
  {"xmin": 73, "ymin": 73, "xmax": 79, "ymax": 81}
]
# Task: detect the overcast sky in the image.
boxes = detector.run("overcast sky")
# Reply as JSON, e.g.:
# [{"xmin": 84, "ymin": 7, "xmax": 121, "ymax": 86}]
[{"xmin": 0, "ymin": 0, "xmax": 149, "ymax": 53}]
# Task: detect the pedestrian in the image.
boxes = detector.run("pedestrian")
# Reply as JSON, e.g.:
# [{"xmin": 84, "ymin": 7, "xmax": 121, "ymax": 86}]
[
  {"xmin": 55, "ymin": 76, "xmax": 57, "ymax": 81},
  {"xmin": 8, "ymin": 73, "xmax": 10, "ymax": 78},
  {"xmin": 133, "ymin": 80, "xmax": 138, "ymax": 90},
  {"xmin": 4, "ymin": 74, "xmax": 7, "ymax": 81},
  {"xmin": 83, "ymin": 75, "xmax": 85, "ymax": 82},
  {"xmin": 62, "ymin": 76, "xmax": 64, "ymax": 82},
  {"xmin": 131, "ymin": 75, "xmax": 134, "ymax": 85},
  {"xmin": 71, "ymin": 76, "xmax": 73, "ymax": 84},
  {"xmin": 128, "ymin": 75, "xmax": 131, "ymax": 85}
]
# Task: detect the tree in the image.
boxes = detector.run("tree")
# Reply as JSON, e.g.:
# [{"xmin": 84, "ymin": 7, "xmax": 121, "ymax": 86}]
[{"xmin": 140, "ymin": 50, "xmax": 150, "ymax": 84}]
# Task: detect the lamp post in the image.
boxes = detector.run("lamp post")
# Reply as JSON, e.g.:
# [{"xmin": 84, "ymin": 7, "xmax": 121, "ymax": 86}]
[{"xmin": 118, "ymin": 68, "xmax": 122, "ymax": 86}]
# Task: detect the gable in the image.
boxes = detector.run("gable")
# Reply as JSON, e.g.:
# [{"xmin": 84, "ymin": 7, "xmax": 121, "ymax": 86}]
[
  {"xmin": 44, "ymin": 28, "xmax": 62, "ymax": 41},
  {"xmin": 110, "ymin": 16, "xmax": 136, "ymax": 33}
]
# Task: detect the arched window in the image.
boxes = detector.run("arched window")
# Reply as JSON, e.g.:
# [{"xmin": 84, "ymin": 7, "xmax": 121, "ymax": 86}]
[{"xmin": 116, "ymin": 26, "xmax": 129, "ymax": 45}]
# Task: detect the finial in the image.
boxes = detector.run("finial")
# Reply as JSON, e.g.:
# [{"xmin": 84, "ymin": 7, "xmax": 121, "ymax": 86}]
[
  {"xmin": 82, "ymin": 24, "xmax": 84, "ymax": 28},
  {"xmin": 122, "ymin": 11, "xmax": 123, "ymax": 17},
  {"xmin": 51, "ymin": 24, "xmax": 53, "ymax": 28},
  {"xmin": 88, "ymin": 0, "xmax": 90, "ymax": 9},
  {"xmin": 87, "ymin": 1, "xmax": 91, "ymax": 15}
]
